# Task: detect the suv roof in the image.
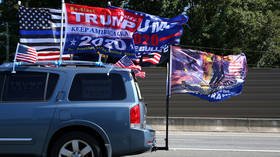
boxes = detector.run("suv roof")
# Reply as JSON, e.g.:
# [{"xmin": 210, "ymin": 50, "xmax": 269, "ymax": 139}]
[{"xmin": 0, "ymin": 61, "xmax": 132, "ymax": 73}]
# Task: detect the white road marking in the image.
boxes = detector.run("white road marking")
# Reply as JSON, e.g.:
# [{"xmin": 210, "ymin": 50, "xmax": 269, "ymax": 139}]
[
  {"xmin": 156, "ymin": 132, "xmax": 280, "ymax": 137},
  {"xmin": 169, "ymin": 148, "xmax": 280, "ymax": 153}
]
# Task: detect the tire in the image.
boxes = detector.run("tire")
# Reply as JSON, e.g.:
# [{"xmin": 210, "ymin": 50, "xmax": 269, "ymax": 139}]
[{"xmin": 49, "ymin": 131, "xmax": 103, "ymax": 157}]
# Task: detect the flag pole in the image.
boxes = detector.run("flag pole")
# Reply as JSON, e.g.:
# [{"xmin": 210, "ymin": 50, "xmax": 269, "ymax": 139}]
[
  {"xmin": 12, "ymin": 43, "xmax": 20, "ymax": 73},
  {"xmin": 163, "ymin": 63, "xmax": 170, "ymax": 150},
  {"xmin": 107, "ymin": 0, "xmax": 112, "ymax": 6},
  {"xmin": 154, "ymin": 46, "xmax": 171, "ymax": 151},
  {"xmin": 98, "ymin": 53, "xmax": 102, "ymax": 62},
  {"xmin": 164, "ymin": 45, "xmax": 172, "ymax": 150},
  {"xmin": 59, "ymin": 0, "xmax": 65, "ymax": 63}
]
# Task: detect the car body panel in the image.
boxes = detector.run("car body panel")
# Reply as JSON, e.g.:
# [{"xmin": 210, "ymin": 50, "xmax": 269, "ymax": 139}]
[
  {"xmin": 0, "ymin": 68, "xmax": 65, "ymax": 155},
  {"xmin": 0, "ymin": 64, "xmax": 155, "ymax": 157}
]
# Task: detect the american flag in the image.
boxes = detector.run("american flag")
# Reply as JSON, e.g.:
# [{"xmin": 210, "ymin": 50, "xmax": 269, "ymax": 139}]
[
  {"xmin": 115, "ymin": 56, "xmax": 141, "ymax": 70},
  {"xmin": 15, "ymin": 43, "xmax": 37, "ymax": 63},
  {"xmin": 19, "ymin": 6, "xmax": 70, "ymax": 61},
  {"xmin": 224, "ymin": 55, "xmax": 247, "ymax": 79},
  {"xmin": 133, "ymin": 53, "xmax": 162, "ymax": 65},
  {"xmin": 134, "ymin": 70, "xmax": 146, "ymax": 78},
  {"xmin": 115, "ymin": 56, "xmax": 145, "ymax": 78},
  {"xmin": 142, "ymin": 53, "xmax": 161, "ymax": 64}
]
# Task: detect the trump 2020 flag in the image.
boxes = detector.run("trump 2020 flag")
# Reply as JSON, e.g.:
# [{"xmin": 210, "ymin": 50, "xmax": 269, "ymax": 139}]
[
  {"xmin": 171, "ymin": 46, "xmax": 247, "ymax": 102},
  {"xmin": 109, "ymin": 6, "xmax": 188, "ymax": 56},
  {"xmin": 63, "ymin": 3, "xmax": 143, "ymax": 58},
  {"xmin": 133, "ymin": 13, "xmax": 188, "ymax": 57},
  {"xmin": 15, "ymin": 43, "xmax": 38, "ymax": 63}
]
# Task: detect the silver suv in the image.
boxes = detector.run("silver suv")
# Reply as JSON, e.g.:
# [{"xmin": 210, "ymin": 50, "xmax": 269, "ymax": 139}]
[{"xmin": 0, "ymin": 61, "xmax": 155, "ymax": 157}]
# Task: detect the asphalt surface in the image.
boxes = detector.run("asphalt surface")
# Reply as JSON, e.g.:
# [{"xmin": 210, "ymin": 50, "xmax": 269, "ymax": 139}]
[{"xmin": 126, "ymin": 131, "xmax": 280, "ymax": 157}]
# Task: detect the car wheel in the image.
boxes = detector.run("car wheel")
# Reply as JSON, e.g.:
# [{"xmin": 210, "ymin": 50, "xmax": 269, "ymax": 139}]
[{"xmin": 50, "ymin": 131, "xmax": 103, "ymax": 157}]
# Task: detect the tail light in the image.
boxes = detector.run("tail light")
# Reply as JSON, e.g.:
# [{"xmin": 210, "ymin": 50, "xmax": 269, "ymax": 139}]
[{"xmin": 130, "ymin": 104, "xmax": 140, "ymax": 127}]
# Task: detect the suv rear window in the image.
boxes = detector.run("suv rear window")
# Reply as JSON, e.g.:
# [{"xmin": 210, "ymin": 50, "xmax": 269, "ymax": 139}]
[
  {"xmin": 0, "ymin": 71, "xmax": 59, "ymax": 102},
  {"xmin": 69, "ymin": 73, "xmax": 126, "ymax": 101}
]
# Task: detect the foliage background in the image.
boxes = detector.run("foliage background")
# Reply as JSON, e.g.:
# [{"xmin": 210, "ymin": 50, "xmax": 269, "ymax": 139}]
[{"xmin": 0, "ymin": 0, "xmax": 279, "ymax": 67}]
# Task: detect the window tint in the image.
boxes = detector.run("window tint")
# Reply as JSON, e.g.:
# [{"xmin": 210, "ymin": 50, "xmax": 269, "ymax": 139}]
[
  {"xmin": 69, "ymin": 73, "xmax": 126, "ymax": 101},
  {"xmin": 2, "ymin": 72, "xmax": 59, "ymax": 102},
  {"xmin": 46, "ymin": 74, "xmax": 59, "ymax": 100},
  {"xmin": 0, "ymin": 72, "xmax": 4, "ymax": 100},
  {"xmin": 3, "ymin": 72, "xmax": 47, "ymax": 101}
]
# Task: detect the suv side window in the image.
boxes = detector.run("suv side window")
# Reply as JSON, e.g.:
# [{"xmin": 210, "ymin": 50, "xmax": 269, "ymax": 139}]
[
  {"xmin": 1, "ymin": 71, "xmax": 59, "ymax": 102},
  {"xmin": 69, "ymin": 73, "xmax": 126, "ymax": 101},
  {"xmin": 46, "ymin": 74, "xmax": 59, "ymax": 100},
  {"xmin": 0, "ymin": 72, "xmax": 4, "ymax": 100}
]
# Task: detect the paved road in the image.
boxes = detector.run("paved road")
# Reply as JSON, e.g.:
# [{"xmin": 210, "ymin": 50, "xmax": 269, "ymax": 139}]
[{"xmin": 126, "ymin": 131, "xmax": 280, "ymax": 157}]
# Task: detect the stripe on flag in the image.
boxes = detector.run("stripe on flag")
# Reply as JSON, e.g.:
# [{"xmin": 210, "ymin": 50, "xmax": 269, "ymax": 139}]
[
  {"xmin": 19, "ymin": 6, "xmax": 70, "ymax": 61},
  {"xmin": 16, "ymin": 44, "xmax": 38, "ymax": 63},
  {"xmin": 115, "ymin": 56, "xmax": 145, "ymax": 78},
  {"xmin": 142, "ymin": 53, "xmax": 161, "ymax": 64}
]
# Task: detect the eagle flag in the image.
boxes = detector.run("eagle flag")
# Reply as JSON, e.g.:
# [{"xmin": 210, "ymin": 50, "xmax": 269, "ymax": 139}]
[{"xmin": 171, "ymin": 46, "xmax": 247, "ymax": 102}]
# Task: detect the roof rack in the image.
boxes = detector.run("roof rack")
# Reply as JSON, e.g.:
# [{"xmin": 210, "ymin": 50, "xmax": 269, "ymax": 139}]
[
  {"xmin": 1, "ymin": 61, "xmax": 131, "ymax": 74},
  {"xmin": 32, "ymin": 60, "xmax": 107, "ymax": 67},
  {"xmin": 1, "ymin": 60, "xmax": 120, "ymax": 68},
  {"xmin": 1, "ymin": 61, "xmax": 124, "ymax": 73}
]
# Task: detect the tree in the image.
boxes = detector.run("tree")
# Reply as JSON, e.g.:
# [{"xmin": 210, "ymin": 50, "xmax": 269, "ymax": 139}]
[
  {"xmin": 127, "ymin": 0, "xmax": 280, "ymax": 67},
  {"xmin": 182, "ymin": 0, "xmax": 280, "ymax": 67},
  {"xmin": 0, "ymin": 0, "xmax": 18, "ymax": 63}
]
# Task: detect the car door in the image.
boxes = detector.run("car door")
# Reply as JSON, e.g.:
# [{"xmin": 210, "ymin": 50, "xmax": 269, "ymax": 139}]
[{"xmin": 0, "ymin": 70, "xmax": 60, "ymax": 155}]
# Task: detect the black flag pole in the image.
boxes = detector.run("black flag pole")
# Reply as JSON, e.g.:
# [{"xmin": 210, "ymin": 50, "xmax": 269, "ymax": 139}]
[
  {"xmin": 164, "ymin": 45, "xmax": 172, "ymax": 150},
  {"xmin": 154, "ymin": 46, "xmax": 172, "ymax": 151}
]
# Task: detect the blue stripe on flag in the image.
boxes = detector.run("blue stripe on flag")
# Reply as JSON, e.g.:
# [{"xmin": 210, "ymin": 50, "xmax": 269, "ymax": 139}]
[{"xmin": 19, "ymin": 30, "xmax": 61, "ymax": 35}]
